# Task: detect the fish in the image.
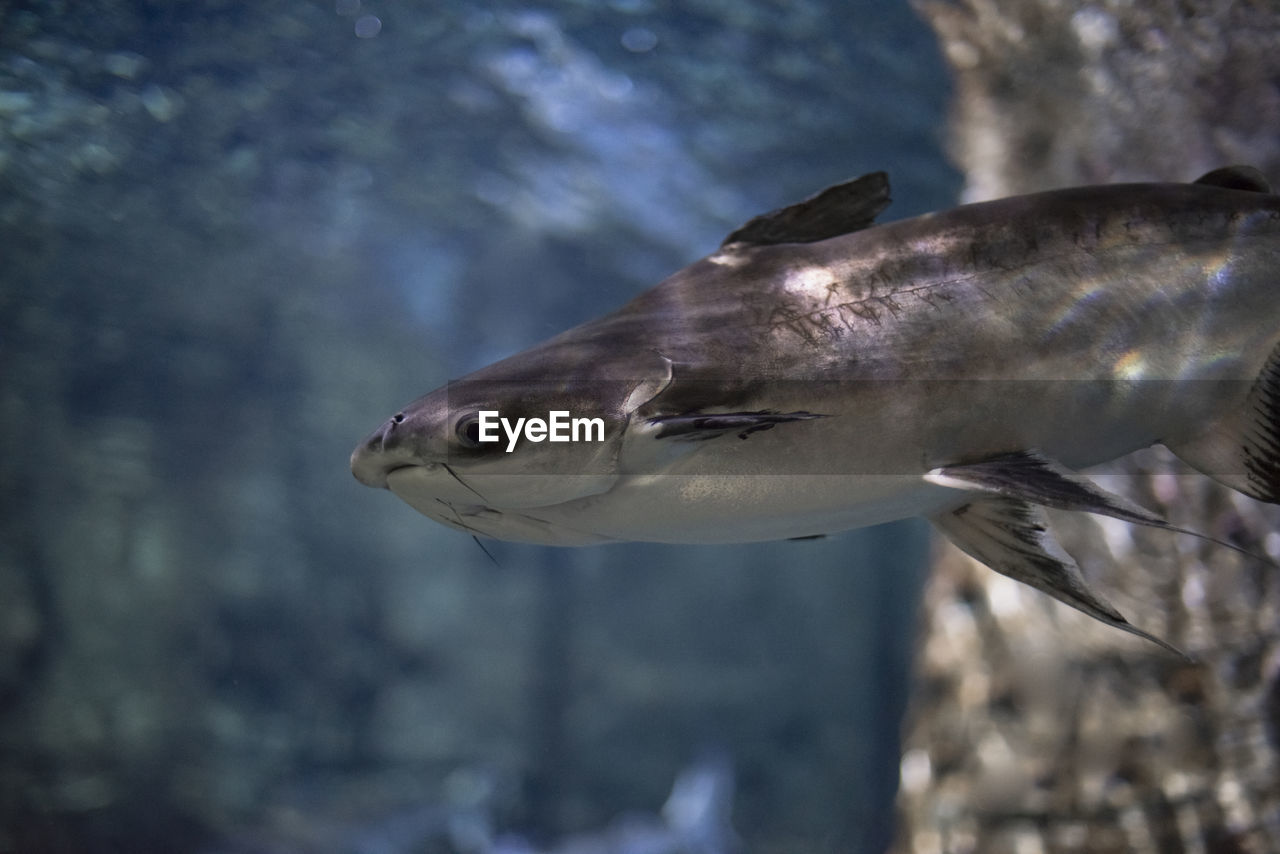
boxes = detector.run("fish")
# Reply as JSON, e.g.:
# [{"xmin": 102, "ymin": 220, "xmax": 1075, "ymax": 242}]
[{"xmin": 351, "ymin": 165, "xmax": 1280, "ymax": 651}]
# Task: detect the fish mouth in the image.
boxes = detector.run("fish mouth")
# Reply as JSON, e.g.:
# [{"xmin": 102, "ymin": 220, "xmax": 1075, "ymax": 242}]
[
  {"xmin": 351, "ymin": 451, "xmax": 438, "ymax": 490},
  {"xmin": 349, "ymin": 435, "xmax": 425, "ymax": 488},
  {"xmin": 350, "ymin": 414, "xmax": 433, "ymax": 488},
  {"xmin": 380, "ymin": 465, "xmax": 619, "ymax": 546},
  {"xmin": 349, "ymin": 443, "xmax": 391, "ymax": 488},
  {"xmin": 376, "ymin": 462, "xmax": 421, "ymax": 487}
]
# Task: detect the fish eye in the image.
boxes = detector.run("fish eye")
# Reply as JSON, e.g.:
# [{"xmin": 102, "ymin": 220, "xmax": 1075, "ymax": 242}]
[{"xmin": 455, "ymin": 414, "xmax": 484, "ymax": 449}]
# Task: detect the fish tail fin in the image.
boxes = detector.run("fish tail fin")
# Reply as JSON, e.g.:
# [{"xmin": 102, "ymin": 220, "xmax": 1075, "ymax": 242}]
[{"xmin": 1165, "ymin": 340, "xmax": 1280, "ymax": 503}]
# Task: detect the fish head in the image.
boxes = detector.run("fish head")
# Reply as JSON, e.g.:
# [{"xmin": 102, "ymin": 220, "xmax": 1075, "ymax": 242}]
[{"xmin": 350, "ymin": 341, "xmax": 674, "ymax": 543}]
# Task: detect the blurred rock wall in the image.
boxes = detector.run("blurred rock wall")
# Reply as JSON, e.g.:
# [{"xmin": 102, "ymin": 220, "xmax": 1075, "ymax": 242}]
[{"xmin": 895, "ymin": 1, "xmax": 1280, "ymax": 851}]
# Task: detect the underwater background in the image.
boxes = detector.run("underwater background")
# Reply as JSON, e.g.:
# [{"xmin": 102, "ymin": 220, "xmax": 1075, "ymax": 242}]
[{"xmin": 0, "ymin": 1, "xmax": 962, "ymax": 852}]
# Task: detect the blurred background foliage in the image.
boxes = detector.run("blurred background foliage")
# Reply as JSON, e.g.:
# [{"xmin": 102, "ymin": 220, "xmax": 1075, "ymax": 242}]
[{"xmin": 0, "ymin": 1, "xmax": 960, "ymax": 852}]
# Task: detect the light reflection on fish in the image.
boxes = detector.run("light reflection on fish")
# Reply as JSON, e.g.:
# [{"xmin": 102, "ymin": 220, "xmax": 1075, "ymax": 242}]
[{"xmin": 352, "ymin": 166, "xmax": 1280, "ymax": 651}]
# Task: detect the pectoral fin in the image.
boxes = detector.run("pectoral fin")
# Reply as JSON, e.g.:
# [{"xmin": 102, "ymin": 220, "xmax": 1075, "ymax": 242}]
[
  {"xmin": 931, "ymin": 497, "xmax": 1184, "ymax": 656},
  {"xmin": 648, "ymin": 410, "xmax": 826, "ymax": 442},
  {"xmin": 925, "ymin": 450, "xmax": 1258, "ymax": 558}
]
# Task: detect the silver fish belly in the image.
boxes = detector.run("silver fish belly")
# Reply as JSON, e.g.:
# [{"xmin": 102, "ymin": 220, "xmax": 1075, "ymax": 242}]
[{"xmin": 352, "ymin": 166, "xmax": 1280, "ymax": 650}]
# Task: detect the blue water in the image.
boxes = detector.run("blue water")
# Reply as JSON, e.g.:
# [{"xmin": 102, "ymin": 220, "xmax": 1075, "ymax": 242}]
[{"xmin": 0, "ymin": 2, "xmax": 959, "ymax": 851}]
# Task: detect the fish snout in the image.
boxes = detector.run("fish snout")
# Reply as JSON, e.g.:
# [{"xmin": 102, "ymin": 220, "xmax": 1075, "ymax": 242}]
[{"xmin": 350, "ymin": 412, "xmax": 420, "ymax": 488}]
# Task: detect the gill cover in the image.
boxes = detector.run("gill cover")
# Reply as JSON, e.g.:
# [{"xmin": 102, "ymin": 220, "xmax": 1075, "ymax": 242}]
[{"xmin": 425, "ymin": 349, "xmax": 677, "ymax": 510}]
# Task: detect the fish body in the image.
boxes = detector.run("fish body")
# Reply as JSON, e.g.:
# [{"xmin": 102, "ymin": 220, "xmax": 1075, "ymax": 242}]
[{"xmin": 352, "ymin": 167, "xmax": 1280, "ymax": 648}]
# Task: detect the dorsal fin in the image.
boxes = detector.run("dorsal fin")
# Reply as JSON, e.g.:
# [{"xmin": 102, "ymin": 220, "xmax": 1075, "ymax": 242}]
[
  {"xmin": 721, "ymin": 172, "xmax": 891, "ymax": 247},
  {"xmin": 1193, "ymin": 165, "xmax": 1272, "ymax": 193}
]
